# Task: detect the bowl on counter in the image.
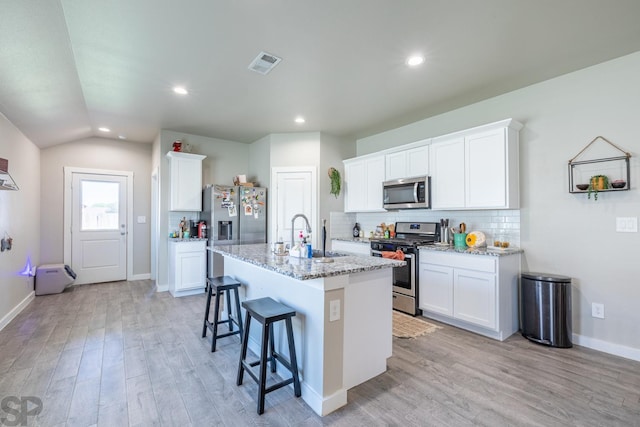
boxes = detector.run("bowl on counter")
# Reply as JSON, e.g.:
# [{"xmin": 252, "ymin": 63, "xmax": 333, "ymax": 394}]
[
  {"xmin": 611, "ymin": 180, "xmax": 626, "ymax": 189},
  {"xmin": 575, "ymin": 184, "xmax": 589, "ymax": 191}
]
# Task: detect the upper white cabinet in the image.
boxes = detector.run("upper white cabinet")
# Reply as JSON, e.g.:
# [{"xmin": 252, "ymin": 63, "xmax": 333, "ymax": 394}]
[
  {"xmin": 344, "ymin": 155, "xmax": 386, "ymax": 212},
  {"xmin": 430, "ymin": 137, "xmax": 466, "ymax": 209},
  {"xmin": 166, "ymin": 151, "xmax": 207, "ymax": 211},
  {"xmin": 385, "ymin": 142, "xmax": 430, "ymax": 181},
  {"xmin": 430, "ymin": 119, "xmax": 522, "ymax": 210}
]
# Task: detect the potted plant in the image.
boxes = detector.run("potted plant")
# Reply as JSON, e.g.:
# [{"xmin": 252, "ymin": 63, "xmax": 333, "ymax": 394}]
[
  {"xmin": 588, "ymin": 174, "xmax": 609, "ymax": 200},
  {"xmin": 328, "ymin": 167, "xmax": 341, "ymax": 198}
]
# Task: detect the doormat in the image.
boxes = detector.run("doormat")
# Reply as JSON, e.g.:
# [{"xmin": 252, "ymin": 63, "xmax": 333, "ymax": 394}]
[{"xmin": 393, "ymin": 311, "xmax": 442, "ymax": 339}]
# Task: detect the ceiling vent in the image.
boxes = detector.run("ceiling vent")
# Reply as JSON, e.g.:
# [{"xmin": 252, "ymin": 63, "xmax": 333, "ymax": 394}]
[{"xmin": 248, "ymin": 51, "xmax": 282, "ymax": 75}]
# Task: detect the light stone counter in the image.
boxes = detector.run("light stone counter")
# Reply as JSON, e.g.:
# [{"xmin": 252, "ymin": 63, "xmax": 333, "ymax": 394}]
[
  {"xmin": 418, "ymin": 244, "xmax": 524, "ymax": 256},
  {"xmin": 210, "ymin": 243, "xmax": 405, "ymax": 280}
]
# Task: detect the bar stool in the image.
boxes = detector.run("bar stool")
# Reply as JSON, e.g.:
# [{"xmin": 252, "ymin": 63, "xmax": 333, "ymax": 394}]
[
  {"xmin": 236, "ymin": 297, "xmax": 301, "ymax": 415},
  {"xmin": 202, "ymin": 276, "xmax": 243, "ymax": 352}
]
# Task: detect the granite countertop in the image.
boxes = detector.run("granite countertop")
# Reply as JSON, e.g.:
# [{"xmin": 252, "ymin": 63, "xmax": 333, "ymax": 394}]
[
  {"xmin": 418, "ymin": 244, "xmax": 523, "ymax": 257},
  {"xmin": 169, "ymin": 237, "xmax": 208, "ymax": 242},
  {"xmin": 210, "ymin": 243, "xmax": 405, "ymax": 280}
]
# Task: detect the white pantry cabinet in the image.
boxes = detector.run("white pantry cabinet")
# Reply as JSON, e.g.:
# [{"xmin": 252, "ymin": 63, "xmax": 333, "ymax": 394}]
[
  {"xmin": 385, "ymin": 142, "xmax": 430, "ymax": 181},
  {"xmin": 168, "ymin": 240, "xmax": 206, "ymax": 297},
  {"xmin": 418, "ymin": 249, "xmax": 520, "ymax": 341},
  {"xmin": 166, "ymin": 151, "xmax": 207, "ymax": 211},
  {"xmin": 430, "ymin": 119, "xmax": 522, "ymax": 210},
  {"xmin": 343, "ymin": 155, "xmax": 386, "ymax": 212}
]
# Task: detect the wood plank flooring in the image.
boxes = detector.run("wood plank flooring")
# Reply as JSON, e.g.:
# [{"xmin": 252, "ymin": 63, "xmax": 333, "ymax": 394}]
[{"xmin": 1, "ymin": 279, "xmax": 639, "ymax": 426}]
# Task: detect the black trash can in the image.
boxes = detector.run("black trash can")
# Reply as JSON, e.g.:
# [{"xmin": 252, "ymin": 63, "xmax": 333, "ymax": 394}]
[{"xmin": 520, "ymin": 272, "xmax": 572, "ymax": 348}]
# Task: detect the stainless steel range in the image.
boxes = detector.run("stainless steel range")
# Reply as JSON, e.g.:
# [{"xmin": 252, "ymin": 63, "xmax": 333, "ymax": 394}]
[{"xmin": 370, "ymin": 222, "xmax": 440, "ymax": 316}]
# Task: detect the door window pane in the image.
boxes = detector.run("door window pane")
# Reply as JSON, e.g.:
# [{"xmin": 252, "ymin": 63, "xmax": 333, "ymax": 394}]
[{"xmin": 81, "ymin": 180, "xmax": 119, "ymax": 230}]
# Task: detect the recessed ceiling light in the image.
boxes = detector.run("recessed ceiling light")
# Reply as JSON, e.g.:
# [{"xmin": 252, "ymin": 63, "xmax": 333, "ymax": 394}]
[
  {"xmin": 294, "ymin": 116, "xmax": 305, "ymax": 124},
  {"xmin": 406, "ymin": 55, "xmax": 425, "ymax": 67},
  {"xmin": 118, "ymin": 135, "xmax": 127, "ymax": 140},
  {"xmin": 173, "ymin": 86, "xmax": 188, "ymax": 95},
  {"xmin": 98, "ymin": 127, "xmax": 111, "ymax": 132}
]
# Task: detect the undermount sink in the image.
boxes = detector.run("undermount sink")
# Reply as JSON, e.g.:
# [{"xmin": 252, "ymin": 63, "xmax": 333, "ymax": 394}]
[{"xmin": 311, "ymin": 249, "xmax": 346, "ymax": 258}]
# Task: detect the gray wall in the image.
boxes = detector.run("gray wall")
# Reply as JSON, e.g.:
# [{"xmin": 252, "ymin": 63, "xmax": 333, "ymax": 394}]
[
  {"xmin": 357, "ymin": 51, "xmax": 640, "ymax": 355},
  {"xmin": 0, "ymin": 113, "xmax": 40, "ymax": 327},
  {"xmin": 40, "ymin": 137, "xmax": 152, "ymax": 276}
]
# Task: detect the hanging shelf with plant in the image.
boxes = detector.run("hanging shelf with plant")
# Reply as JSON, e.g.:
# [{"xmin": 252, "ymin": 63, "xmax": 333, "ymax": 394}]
[
  {"xmin": 328, "ymin": 167, "xmax": 341, "ymax": 198},
  {"xmin": 568, "ymin": 136, "xmax": 631, "ymax": 201}
]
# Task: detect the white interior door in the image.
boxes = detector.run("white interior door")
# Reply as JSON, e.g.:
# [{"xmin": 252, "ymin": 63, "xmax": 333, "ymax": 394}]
[
  {"xmin": 271, "ymin": 167, "xmax": 317, "ymax": 248},
  {"xmin": 71, "ymin": 172, "xmax": 127, "ymax": 284}
]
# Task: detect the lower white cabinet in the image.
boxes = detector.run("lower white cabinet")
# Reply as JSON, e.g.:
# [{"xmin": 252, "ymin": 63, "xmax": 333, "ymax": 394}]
[
  {"xmin": 331, "ymin": 239, "xmax": 371, "ymax": 256},
  {"xmin": 419, "ymin": 249, "xmax": 520, "ymax": 341},
  {"xmin": 453, "ymin": 269, "xmax": 496, "ymax": 329},
  {"xmin": 169, "ymin": 240, "xmax": 206, "ymax": 297}
]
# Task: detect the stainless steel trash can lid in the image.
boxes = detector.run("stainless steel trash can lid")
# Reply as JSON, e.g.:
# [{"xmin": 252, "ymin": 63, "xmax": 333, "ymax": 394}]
[{"xmin": 522, "ymin": 272, "xmax": 572, "ymax": 283}]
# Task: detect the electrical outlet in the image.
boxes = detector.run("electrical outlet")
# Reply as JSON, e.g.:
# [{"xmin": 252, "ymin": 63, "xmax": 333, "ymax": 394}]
[
  {"xmin": 329, "ymin": 299, "xmax": 341, "ymax": 322},
  {"xmin": 592, "ymin": 303, "xmax": 605, "ymax": 319},
  {"xmin": 616, "ymin": 217, "xmax": 638, "ymax": 232}
]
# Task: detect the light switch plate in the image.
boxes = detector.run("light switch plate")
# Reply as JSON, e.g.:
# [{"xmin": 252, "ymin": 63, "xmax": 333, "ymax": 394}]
[{"xmin": 137, "ymin": 216, "xmax": 146, "ymax": 224}]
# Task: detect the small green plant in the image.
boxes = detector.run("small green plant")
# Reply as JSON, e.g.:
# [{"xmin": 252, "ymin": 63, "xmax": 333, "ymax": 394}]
[
  {"xmin": 588, "ymin": 175, "xmax": 609, "ymax": 200},
  {"xmin": 328, "ymin": 167, "xmax": 341, "ymax": 198}
]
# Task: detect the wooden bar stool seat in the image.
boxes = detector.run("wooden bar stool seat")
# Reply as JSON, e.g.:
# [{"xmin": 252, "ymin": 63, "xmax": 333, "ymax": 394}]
[
  {"xmin": 236, "ymin": 297, "xmax": 301, "ymax": 414},
  {"xmin": 202, "ymin": 276, "xmax": 243, "ymax": 352}
]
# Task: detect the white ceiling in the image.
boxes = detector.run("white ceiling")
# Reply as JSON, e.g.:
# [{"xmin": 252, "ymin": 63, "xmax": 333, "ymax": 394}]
[{"xmin": 2, "ymin": 0, "xmax": 640, "ymax": 148}]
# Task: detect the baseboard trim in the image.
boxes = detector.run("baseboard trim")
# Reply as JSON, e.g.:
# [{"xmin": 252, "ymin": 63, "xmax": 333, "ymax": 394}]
[
  {"xmin": 129, "ymin": 273, "xmax": 151, "ymax": 281},
  {"xmin": 0, "ymin": 291, "xmax": 35, "ymax": 331},
  {"xmin": 573, "ymin": 333, "xmax": 640, "ymax": 362},
  {"xmin": 155, "ymin": 284, "xmax": 169, "ymax": 292}
]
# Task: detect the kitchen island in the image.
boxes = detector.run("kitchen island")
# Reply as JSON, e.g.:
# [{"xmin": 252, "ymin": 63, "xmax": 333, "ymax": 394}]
[{"xmin": 210, "ymin": 243, "xmax": 405, "ymax": 416}]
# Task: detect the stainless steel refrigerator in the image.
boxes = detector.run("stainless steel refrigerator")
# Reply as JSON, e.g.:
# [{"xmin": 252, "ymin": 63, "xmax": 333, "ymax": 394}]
[{"xmin": 202, "ymin": 184, "xmax": 267, "ymax": 277}]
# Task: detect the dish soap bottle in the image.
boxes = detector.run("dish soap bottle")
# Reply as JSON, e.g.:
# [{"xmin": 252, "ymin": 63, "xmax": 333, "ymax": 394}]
[{"xmin": 353, "ymin": 223, "xmax": 361, "ymax": 238}]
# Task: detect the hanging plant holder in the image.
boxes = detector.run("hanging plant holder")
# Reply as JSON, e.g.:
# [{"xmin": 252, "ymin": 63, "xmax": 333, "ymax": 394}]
[
  {"xmin": 328, "ymin": 167, "xmax": 341, "ymax": 198},
  {"xmin": 568, "ymin": 136, "xmax": 631, "ymax": 201}
]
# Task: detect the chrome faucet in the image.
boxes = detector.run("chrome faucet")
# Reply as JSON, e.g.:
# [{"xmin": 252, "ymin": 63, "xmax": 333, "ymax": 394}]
[{"xmin": 291, "ymin": 214, "xmax": 312, "ymax": 248}]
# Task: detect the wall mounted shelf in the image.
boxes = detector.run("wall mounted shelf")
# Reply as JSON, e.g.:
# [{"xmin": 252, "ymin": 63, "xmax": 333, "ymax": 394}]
[
  {"xmin": 0, "ymin": 158, "xmax": 18, "ymax": 190},
  {"xmin": 568, "ymin": 136, "xmax": 631, "ymax": 194}
]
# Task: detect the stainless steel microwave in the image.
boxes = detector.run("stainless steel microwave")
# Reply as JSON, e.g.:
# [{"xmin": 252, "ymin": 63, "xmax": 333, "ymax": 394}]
[{"xmin": 382, "ymin": 176, "xmax": 430, "ymax": 210}]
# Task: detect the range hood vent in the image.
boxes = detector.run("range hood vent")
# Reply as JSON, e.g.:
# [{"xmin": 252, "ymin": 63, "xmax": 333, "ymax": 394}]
[{"xmin": 248, "ymin": 51, "xmax": 282, "ymax": 75}]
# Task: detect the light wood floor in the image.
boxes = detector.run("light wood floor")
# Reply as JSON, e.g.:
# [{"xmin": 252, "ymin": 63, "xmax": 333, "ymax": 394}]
[{"xmin": 1, "ymin": 280, "xmax": 639, "ymax": 426}]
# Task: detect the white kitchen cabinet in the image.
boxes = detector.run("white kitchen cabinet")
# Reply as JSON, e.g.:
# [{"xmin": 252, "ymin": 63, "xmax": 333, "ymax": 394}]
[
  {"xmin": 418, "ymin": 263, "xmax": 454, "ymax": 316},
  {"xmin": 430, "ymin": 119, "xmax": 522, "ymax": 210},
  {"xmin": 453, "ymin": 268, "xmax": 496, "ymax": 329},
  {"xmin": 430, "ymin": 137, "xmax": 465, "ymax": 209},
  {"xmin": 418, "ymin": 249, "xmax": 520, "ymax": 341},
  {"xmin": 344, "ymin": 155, "xmax": 386, "ymax": 212},
  {"xmin": 331, "ymin": 239, "xmax": 371, "ymax": 256},
  {"xmin": 385, "ymin": 142, "xmax": 430, "ymax": 181},
  {"xmin": 166, "ymin": 151, "xmax": 207, "ymax": 211},
  {"xmin": 169, "ymin": 240, "xmax": 206, "ymax": 297}
]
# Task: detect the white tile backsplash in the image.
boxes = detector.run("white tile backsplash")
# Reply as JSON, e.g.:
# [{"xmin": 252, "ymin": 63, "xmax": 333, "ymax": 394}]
[{"xmin": 330, "ymin": 209, "xmax": 520, "ymax": 247}]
